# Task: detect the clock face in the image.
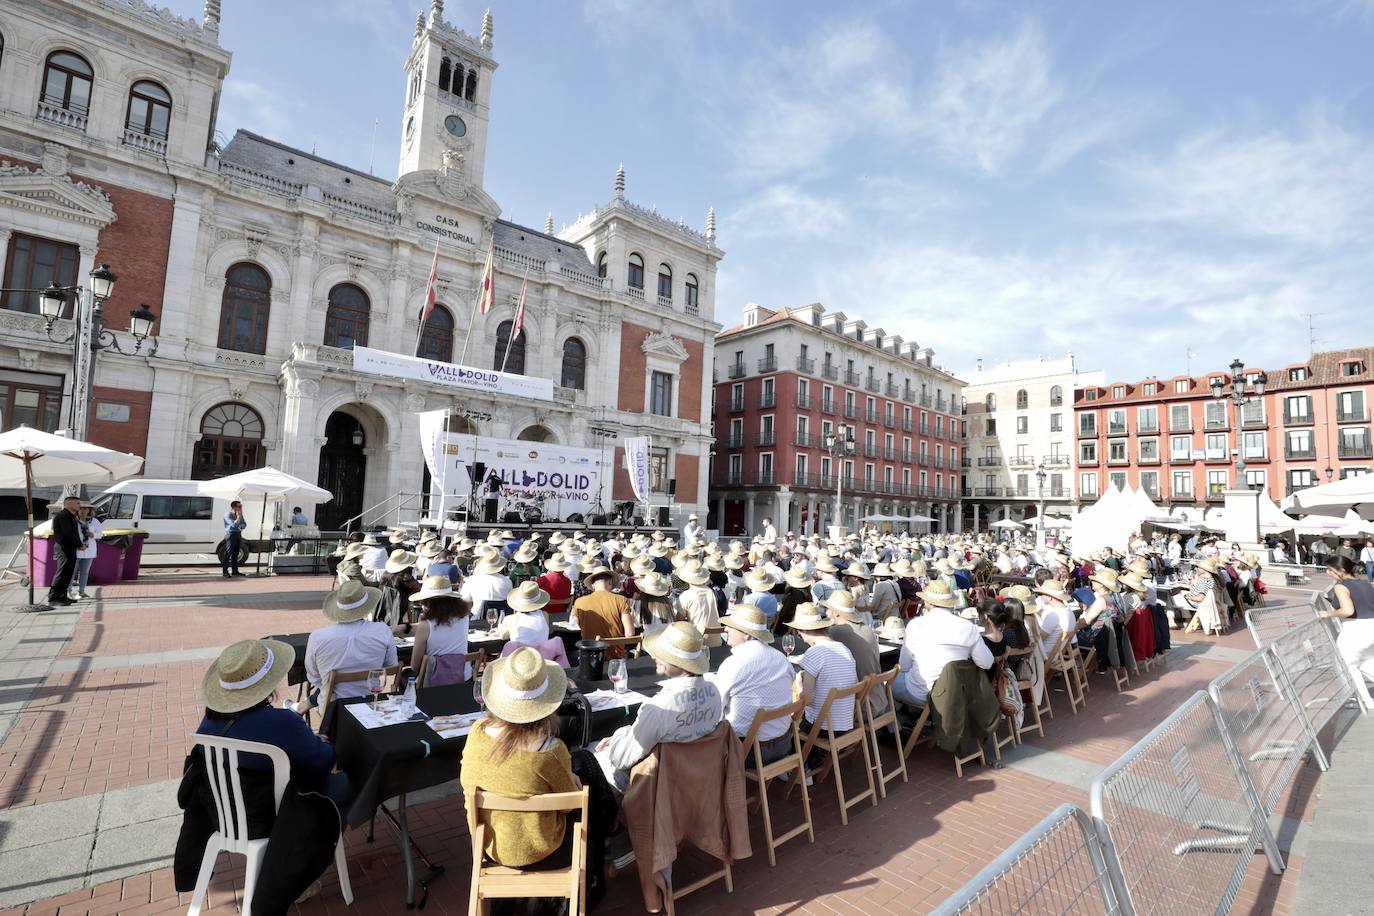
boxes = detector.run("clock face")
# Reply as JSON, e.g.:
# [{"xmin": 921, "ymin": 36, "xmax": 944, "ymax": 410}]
[{"xmin": 444, "ymin": 114, "xmax": 467, "ymax": 137}]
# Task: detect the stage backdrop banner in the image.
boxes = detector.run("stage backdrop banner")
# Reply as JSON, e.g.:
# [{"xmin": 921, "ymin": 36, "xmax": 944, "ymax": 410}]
[
  {"xmin": 353, "ymin": 345, "xmax": 554, "ymax": 401},
  {"xmin": 623, "ymin": 436, "xmax": 651, "ymax": 505},
  {"xmin": 433, "ymin": 434, "xmax": 608, "ymax": 521},
  {"xmin": 417, "ymin": 408, "xmax": 449, "ymax": 520}
]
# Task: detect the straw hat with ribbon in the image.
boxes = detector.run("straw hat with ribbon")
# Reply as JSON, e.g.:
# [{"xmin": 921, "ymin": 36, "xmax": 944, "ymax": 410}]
[
  {"xmin": 744, "ymin": 568, "xmax": 775, "ymax": 593},
  {"xmin": 783, "ymin": 565, "xmax": 813, "ymax": 589},
  {"xmin": 998, "ymin": 584, "xmax": 1034, "ymax": 604},
  {"xmin": 643, "ymin": 621, "xmax": 710, "ymax": 675},
  {"xmin": 512, "ymin": 543, "xmax": 539, "ymax": 564},
  {"xmin": 1127, "ymin": 558, "xmax": 1153, "ymax": 578},
  {"xmin": 344, "ymin": 542, "xmax": 369, "ymax": 561},
  {"xmin": 388, "ymin": 528, "xmax": 409, "ymax": 545},
  {"xmin": 543, "ymin": 553, "xmax": 572, "ymax": 572},
  {"xmin": 843, "ymin": 561, "xmax": 871, "ymax": 580},
  {"xmin": 1120, "ymin": 572, "xmax": 1148, "ymax": 594},
  {"xmin": 201, "ymin": 638, "xmax": 295, "ymax": 714},
  {"xmin": 471, "ymin": 553, "xmax": 507, "ymax": 576},
  {"xmin": 385, "ymin": 549, "xmax": 417, "ymax": 574},
  {"xmin": 787, "ymin": 602, "xmax": 833, "ymax": 631},
  {"xmin": 418, "ymin": 541, "xmax": 442, "ymax": 559},
  {"xmin": 705, "ymin": 554, "xmax": 727, "ymax": 573},
  {"xmin": 678, "ymin": 561, "xmax": 710, "ymax": 586},
  {"xmin": 635, "ymin": 571, "xmax": 672, "ymax": 597},
  {"xmin": 1089, "ymin": 568, "xmax": 1121, "ymax": 592},
  {"xmin": 1195, "ymin": 556, "xmax": 1221, "ymax": 574},
  {"xmin": 362, "ymin": 532, "xmax": 382, "ymax": 546},
  {"xmin": 1034, "ymin": 579, "xmax": 1072, "ymax": 603},
  {"xmin": 823, "ymin": 589, "xmax": 862, "ymax": 621},
  {"xmin": 628, "ymin": 555, "xmax": 656, "ymax": 576},
  {"xmin": 722, "ymin": 553, "xmax": 745, "ymax": 571},
  {"xmin": 336, "ymin": 560, "xmax": 364, "ymax": 581},
  {"xmin": 877, "ymin": 616, "xmax": 907, "ymax": 642},
  {"xmin": 919, "ymin": 579, "xmax": 962, "ymax": 609},
  {"xmin": 482, "ymin": 647, "xmax": 568, "ymax": 724},
  {"xmin": 891, "ymin": 559, "xmax": 915, "ymax": 577},
  {"xmin": 585, "ymin": 566, "xmax": 617, "ymax": 587},
  {"xmin": 323, "ymin": 579, "xmax": 382, "ymax": 622},
  {"xmin": 719, "ymin": 604, "xmax": 773, "ymax": 643},
  {"xmin": 870, "ymin": 562, "xmax": 894, "ymax": 579},
  {"xmin": 409, "ymin": 574, "xmax": 457, "ymax": 603},
  {"xmin": 507, "ymin": 581, "xmax": 551, "ymax": 613}
]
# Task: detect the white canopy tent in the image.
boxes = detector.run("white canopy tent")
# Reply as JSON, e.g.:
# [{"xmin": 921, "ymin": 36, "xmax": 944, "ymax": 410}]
[
  {"xmin": 0, "ymin": 426, "xmax": 144, "ymax": 610},
  {"xmin": 197, "ymin": 467, "xmax": 333, "ymax": 574},
  {"xmin": 1069, "ymin": 484, "xmax": 1138, "ymax": 555},
  {"xmin": 990, "ymin": 518, "xmax": 1025, "ymax": 530},
  {"xmin": 1284, "ymin": 475, "xmax": 1374, "ymax": 522}
]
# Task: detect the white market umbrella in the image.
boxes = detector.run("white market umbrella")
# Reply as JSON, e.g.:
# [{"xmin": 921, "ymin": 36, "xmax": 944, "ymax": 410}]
[
  {"xmin": 197, "ymin": 467, "xmax": 333, "ymax": 575},
  {"xmin": 1286, "ymin": 474, "xmax": 1374, "ymax": 522},
  {"xmin": 0, "ymin": 426, "xmax": 144, "ymax": 610},
  {"xmin": 990, "ymin": 519, "xmax": 1025, "ymax": 529},
  {"xmin": 904, "ymin": 513, "xmax": 935, "ymax": 523}
]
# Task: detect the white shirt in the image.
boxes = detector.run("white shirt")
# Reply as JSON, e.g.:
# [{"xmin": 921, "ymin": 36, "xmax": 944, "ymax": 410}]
[
  {"xmin": 1037, "ymin": 601, "xmax": 1075, "ymax": 657},
  {"xmin": 683, "ymin": 522, "xmax": 702, "ymax": 543},
  {"xmin": 762, "ymin": 523, "xmax": 778, "ymax": 544},
  {"xmin": 799, "ymin": 639, "xmax": 857, "ymax": 731},
  {"xmin": 598, "ymin": 675, "xmax": 722, "ymax": 791},
  {"xmin": 898, "ymin": 608, "xmax": 993, "ymax": 705},
  {"xmin": 461, "ymin": 573, "xmax": 512, "ymax": 611},
  {"xmin": 424, "ymin": 616, "xmax": 469, "ymax": 657},
  {"xmin": 707, "ymin": 639, "xmax": 795, "ymax": 742},
  {"xmin": 360, "ymin": 546, "xmax": 388, "ymax": 582},
  {"xmin": 305, "ymin": 619, "xmax": 399, "ymax": 697},
  {"xmin": 77, "ymin": 517, "xmax": 103, "ymax": 560},
  {"xmin": 502, "ymin": 610, "xmax": 549, "ymax": 643},
  {"xmin": 678, "ymin": 586, "xmax": 721, "ymax": 644}
]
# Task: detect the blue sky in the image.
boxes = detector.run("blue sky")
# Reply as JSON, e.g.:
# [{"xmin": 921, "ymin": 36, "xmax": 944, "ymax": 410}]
[{"xmin": 172, "ymin": 0, "xmax": 1374, "ymax": 383}]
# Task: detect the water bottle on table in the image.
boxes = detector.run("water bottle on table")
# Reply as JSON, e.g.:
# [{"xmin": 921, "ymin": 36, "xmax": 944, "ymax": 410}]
[{"xmin": 401, "ymin": 675, "xmax": 417, "ymax": 716}]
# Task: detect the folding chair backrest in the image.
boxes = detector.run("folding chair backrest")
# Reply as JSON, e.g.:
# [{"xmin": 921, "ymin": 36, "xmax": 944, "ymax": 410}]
[
  {"xmin": 806, "ymin": 678, "xmax": 868, "ymax": 739},
  {"xmin": 740, "ymin": 697, "xmax": 804, "ymax": 753},
  {"xmin": 867, "ymin": 666, "xmax": 900, "ymax": 718},
  {"xmin": 192, "ymin": 735, "xmax": 289, "ymax": 853},
  {"xmin": 601, "ymin": 635, "xmax": 643, "ymax": 655}
]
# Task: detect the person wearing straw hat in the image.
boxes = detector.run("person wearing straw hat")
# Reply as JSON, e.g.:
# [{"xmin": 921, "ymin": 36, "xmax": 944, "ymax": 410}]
[
  {"xmin": 302, "ymin": 580, "xmax": 396, "ymax": 708},
  {"xmin": 682, "ymin": 513, "xmax": 703, "ymax": 544},
  {"xmin": 708, "ymin": 605, "xmax": 794, "ymax": 764},
  {"xmin": 631, "ymin": 571, "xmax": 679, "ymax": 636},
  {"xmin": 824, "ymin": 591, "xmax": 887, "ymax": 716},
  {"xmin": 787, "ymin": 603, "xmax": 858, "ymax": 736},
  {"xmin": 460, "ymin": 549, "xmax": 513, "ymax": 618},
  {"xmin": 678, "ymin": 560, "xmax": 722, "ymax": 645},
  {"xmin": 571, "ymin": 567, "xmax": 637, "ymax": 659},
  {"xmin": 359, "ymin": 532, "xmax": 388, "ymax": 583},
  {"xmin": 741, "ymin": 567, "xmax": 779, "ymax": 626},
  {"xmin": 495, "ymin": 581, "xmax": 554, "ymax": 644},
  {"xmin": 508, "ymin": 541, "xmax": 542, "ymax": 587},
  {"xmin": 401, "ymin": 574, "xmax": 473, "ymax": 685},
  {"xmin": 460, "ymin": 648, "xmax": 617, "ymax": 873},
  {"xmin": 1032, "ymin": 579, "xmax": 1075, "ymax": 657},
  {"xmin": 892, "ymin": 580, "xmax": 993, "ymax": 710},
  {"xmin": 594, "ymin": 622, "xmax": 723, "ymax": 792},
  {"xmin": 536, "ymin": 552, "xmax": 575, "ymax": 617},
  {"xmin": 1184, "ymin": 556, "xmax": 1226, "ymax": 635},
  {"xmin": 778, "ymin": 564, "xmax": 815, "ymax": 630},
  {"xmin": 877, "ymin": 616, "xmax": 907, "ymax": 643}
]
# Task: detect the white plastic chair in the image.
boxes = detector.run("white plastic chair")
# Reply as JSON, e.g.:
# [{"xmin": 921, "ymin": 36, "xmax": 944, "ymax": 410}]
[{"xmin": 188, "ymin": 735, "xmax": 353, "ymax": 915}]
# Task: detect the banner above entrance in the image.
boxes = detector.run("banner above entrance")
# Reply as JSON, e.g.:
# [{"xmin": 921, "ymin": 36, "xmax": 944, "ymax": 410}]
[{"xmin": 352, "ymin": 346, "xmax": 554, "ymax": 401}]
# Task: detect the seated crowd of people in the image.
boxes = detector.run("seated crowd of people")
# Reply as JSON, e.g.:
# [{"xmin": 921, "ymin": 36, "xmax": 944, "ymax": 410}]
[{"xmin": 182, "ymin": 522, "xmax": 1271, "ymax": 910}]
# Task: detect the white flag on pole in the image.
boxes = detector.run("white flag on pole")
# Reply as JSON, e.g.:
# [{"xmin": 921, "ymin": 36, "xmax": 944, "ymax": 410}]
[
  {"xmin": 417, "ymin": 408, "xmax": 449, "ymax": 521},
  {"xmin": 623, "ymin": 436, "xmax": 651, "ymax": 505}
]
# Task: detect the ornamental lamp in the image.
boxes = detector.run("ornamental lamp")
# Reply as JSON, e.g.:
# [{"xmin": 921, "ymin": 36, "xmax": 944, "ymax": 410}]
[
  {"xmin": 88, "ymin": 264, "xmax": 117, "ymax": 300},
  {"xmin": 38, "ymin": 284, "xmax": 67, "ymax": 321},
  {"xmin": 128, "ymin": 304, "xmax": 156, "ymax": 341}
]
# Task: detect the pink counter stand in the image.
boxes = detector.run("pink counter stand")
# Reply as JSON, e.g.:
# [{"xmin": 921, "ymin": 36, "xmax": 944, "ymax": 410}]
[{"xmin": 89, "ymin": 540, "xmax": 125, "ymax": 584}]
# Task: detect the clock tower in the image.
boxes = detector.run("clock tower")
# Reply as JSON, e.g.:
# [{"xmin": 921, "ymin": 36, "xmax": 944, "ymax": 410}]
[{"xmin": 398, "ymin": 1, "xmax": 497, "ymax": 188}]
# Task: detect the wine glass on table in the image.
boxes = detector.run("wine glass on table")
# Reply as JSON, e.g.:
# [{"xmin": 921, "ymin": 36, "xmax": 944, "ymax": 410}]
[
  {"xmin": 485, "ymin": 604, "xmax": 500, "ymax": 634},
  {"xmin": 367, "ymin": 668, "xmax": 385, "ymax": 710},
  {"xmin": 608, "ymin": 658, "xmax": 628, "ymax": 695},
  {"xmin": 472, "ymin": 673, "xmax": 485, "ymax": 714}
]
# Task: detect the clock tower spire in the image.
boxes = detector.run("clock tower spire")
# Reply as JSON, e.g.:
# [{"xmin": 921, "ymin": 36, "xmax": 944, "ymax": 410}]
[{"xmin": 398, "ymin": 4, "xmax": 497, "ymax": 186}]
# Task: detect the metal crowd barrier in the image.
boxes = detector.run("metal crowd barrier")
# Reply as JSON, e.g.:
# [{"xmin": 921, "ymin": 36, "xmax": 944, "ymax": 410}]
[
  {"xmin": 1244, "ymin": 598, "xmax": 1323, "ymax": 649},
  {"xmin": 927, "ymin": 804, "xmax": 1122, "ymax": 915},
  {"xmin": 933, "ymin": 608, "xmax": 1368, "ymax": 916}
]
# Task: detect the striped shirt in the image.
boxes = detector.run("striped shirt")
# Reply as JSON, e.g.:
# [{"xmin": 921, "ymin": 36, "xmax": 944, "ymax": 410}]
[
  {"xmin": 799, "ymin": 639, "xmax": 857, "ymax": 732},
  {"xmin": 707, "ymin": 639, "xmax": 796, "ymax": 742}
]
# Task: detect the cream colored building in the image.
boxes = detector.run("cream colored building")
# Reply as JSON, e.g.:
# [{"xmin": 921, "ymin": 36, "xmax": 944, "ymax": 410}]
[{"xmin": 959, "ymin": 355, "xmax": 1103, "ymax": 530}]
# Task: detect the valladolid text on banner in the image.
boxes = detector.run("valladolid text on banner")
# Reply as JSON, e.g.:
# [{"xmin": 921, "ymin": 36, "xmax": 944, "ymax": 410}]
[{"xmin": 352, "ymin": 345, "xmax": 554, "ymax": 401}]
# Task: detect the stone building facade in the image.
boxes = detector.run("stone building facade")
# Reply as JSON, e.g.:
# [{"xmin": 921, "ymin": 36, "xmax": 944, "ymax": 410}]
[{"xmin": 0, "ymin": 0, "xmax": 722, "ymax": 528}]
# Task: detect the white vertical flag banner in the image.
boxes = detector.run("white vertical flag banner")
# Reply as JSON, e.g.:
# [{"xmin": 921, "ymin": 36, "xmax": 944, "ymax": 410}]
[
  {"xmin": 623, "ymin": 436, "xmax": 651, "ymax": 505},
  {"xmin": 417, "ymin": 408, "xmax": 449, "ymax": 520}
]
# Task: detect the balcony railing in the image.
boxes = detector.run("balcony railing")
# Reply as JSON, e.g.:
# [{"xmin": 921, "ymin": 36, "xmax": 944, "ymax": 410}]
[
  {"xmin": 725, "ymin": 434, "xmax": 744, "ymax": 449},
  {"xmin": 1042, "ymin": 455, "xmax": 1070, "ymax": 467},
  {"xmin": 972, "ymin": 486, "xmax": 1006, "ymax": 497},
  {"xmin": 752, "ymin": 472, "xmax": 775, "ymax": 486},
  {"xmin": 901, "ymin": 451, "xmax": 915, "ymax": 463},
  {"xmin": 844, "ymin": 370, "xmax": 862, "ymax": 386},
  {"xmin": 1080, "ymin": 490, "xmax": 1101, "ymax": 501},
  {"xmin": 36, "ymin": 99, "xmax": 88, "ymax": 132},
  {"xmin": 1078, "ymin": 424, "xmax": 1097, "ymax": 437},
  {"xmin": 1204, "ymin": 417, "xmax": 1229, "ymax": 430},
  {"xmin": 797, "ymin": 394, "xmax": 814, "ymax": 409},
  {"xmin": 1339, "ymin": 442, "xmax": 1373, "ymax": 459},
  {"xmin": 1170, "ymin": 452, "xmax": 1194, "ymax": 464},
  {"xmin": 1008, "ymin": 455, "xmax": 1036, "ymax": 469},
  {"xmin": 919, "ymin": 394, "xmax": 932, "ymax": 408},
  {"xmin": 755, "ymin": 431, "xmax": 776, "ymax": 446},
  {"xmin": 1206, "ymin": 489, "xmax": 1226, "ymax": 502},
  {"xmin": 961, "ymin": 456, "xmax": 971, "ymax": 468},
  {"xmin": 1138, "ymin": 421, "xmax": 1160, "ymax": 434},
  {"xmin": 883, "ymin": 447, "xmax": 899, "ymax": 460},
  {"xmin": 885, "ymin": 382, "xmax": 900, "ymax": 397},
  {"xmin": 1138, "ymin": 454, "xmax": 1161, "ymax": 465},
  {"xmin": 1169, "ymin": 418, "xmax": 1193, "ymax": 432},
  {"xmin": 796, "ymin": 356, "xmax": 816, "ymax": 374},
  {"xmin": 1284, "ymin": 446, "xmax": 1316, "ymax": 460},
  {"xmin": 719, "ymin": 471, "xmax": 743, "ymax": 486},
  {"xmin": 727, "ymin": 363, "xmax": 745, "ymax": 379},
  {"xmin": 758, "ymin": 356, "xmax": 778, "ymax": 373},
  {"xmin": 865, "ymin": 409, "xmax": 879, "ymax": 423},
  {"xmin": 1079, "ymin": 454, "xmax": 1099, "ymax": 466},
  {"xmin": 919, "ymin": 424, "xmax": 930, "ymax": 436},
  {"xmin": 657, "ymin": 294, "xmax": 673, "ymax": 308},
  {"xmin": 759, "ymin": 393, "xmax": 776, "ymax": 409},
  {"xmin": 795, "ymin": 433, "xmax": 817, "ymax": 448},
  {"xmin": 863, "ymin": 445, "xmax": 879, "ymax": 458},
  {"xmin": 1284, "ymin": 408, "xmax": 1314, "ymax": 426},
  {"xmin": 843, "ymin": 405, "xmax": 857, "ymax": 419},
  {"xmin": 1108, "ymin": 423, "xmax": 1127, "ymax": 436},
  {"xmin": 821, "ymin": 365, "xmax": 839, "ymax": 380},
  {"xmin": 903, "ymin": 388, "xmax": 916, "ymax": 402},
  {"xmin": 902, "ymin": 419, "xmax": 915, "ymax": 432},
  {"xmin": 821, "ymin": 399, "xmax": 837, "ymax": 415},
  {"xmin": 864, "ymin": 377, "xmax": 881, "ymax": 393},
  {"xmin": 1337, "ymin": 409, "xmax": 1370, "ymax": 423},
  {"xmin": 1241, "ymin": 415, "xmax": 1268, "ymax": 429},
  {"xmin": 919, "ymin": 453, "xmax": 932, "ymax": 467},
  {"xmin": 728, "ymin": 397, "xmax": 744, "ymax": 412},
  {"xmin": 1107, "ymin": 454, "xmax": 1130, "ymax": 465},
  {"xmin": 1171, "ymin": 490, "xmax": 1195, "ymax": 502},
  {"xmin": 123, "ymin": 128, "xmax": 167, "ymax": 156},
  {"xmin": 976, "ymin": 457, "xmax": 1002, "ymax": 467}
]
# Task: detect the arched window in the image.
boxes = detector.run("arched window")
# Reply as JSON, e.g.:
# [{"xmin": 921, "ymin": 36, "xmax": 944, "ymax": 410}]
[
  {"xmin": 596, "ymin": 252, "xmax": 607, "ymax": 279},
  {"xmin": 657, "ymin": 263, "xmax": 672, "ymax": 301},
  {"xmin": 985, "ymin": 393, "xmax": 996, "ymax": 411},
  {"xmin": 464, "ymin": 68, "xmax": 477, "ymax": 101},
  {"xmin": 323, "ymin": 283, "xmax": 370, "ymax": 349},
  {"xmin": 125, "ymin": 80, "xmax": 171, "ymax": 140},
  {"xmin": 494, "ymin": 319, "xmax": 526, "ymax": 374},
  {"xmin": 193, "ymin": 402, "xmax": 265, "ymax": 479},
  {"xmin": 41, "ymin": 51, "xmax": 93, "ymax": 115},
  {"xmin": 627, "ymin": 252, "xmax": 644, "ymax": 290},
  {"xmin": 1016, "ymin": 389, "xmax": 1028, "ymax": 410},
  {"xmin": 1, "ymin": 32, "xmax": 6, "ymax": 71},
  {"xmin": 217, "ymin": 262, "xmax": 271, "ymax": 354},
  {"xmin": 561, "ymin": 337, "xmax": 587, "ymax": 390},
  {"xmin": 684, "ymin": 273, "xmax": 699, "ymax": 311},
  {"xmin": 1050, "ymin": 385, "xmax": 1063, "ymax": 406},
  {"xmin": 438, "ymin": 57, "xmax": 451, "ymax": 93},
  {"xmin": 517, "ymin": 425, "xmax": 554, "ymax": 443},
  {"xmin": 417, "ymin": 304, "xmax": 454, "ymax": 363}
]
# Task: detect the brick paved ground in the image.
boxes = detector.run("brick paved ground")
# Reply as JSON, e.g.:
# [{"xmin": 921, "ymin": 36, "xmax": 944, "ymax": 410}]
[{"xmin": 0, "ymin": 572, "xmax": 1338, "ymax": 915}]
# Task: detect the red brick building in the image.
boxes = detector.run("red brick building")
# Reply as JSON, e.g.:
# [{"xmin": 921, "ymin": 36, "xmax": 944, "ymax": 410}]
[
  {"xmin": 1073, "ymin": 347, "xmax": 1373, "ymax": 510},
  {"xmin": 710, "ymin": 303, "xmax": 966, "ymax": 537}
]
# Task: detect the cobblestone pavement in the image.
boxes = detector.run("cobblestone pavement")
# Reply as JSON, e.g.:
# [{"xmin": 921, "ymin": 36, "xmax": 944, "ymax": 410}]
[{"xmin": 0, "ymin": 570, "xmax": 1340, "ymax": 915}]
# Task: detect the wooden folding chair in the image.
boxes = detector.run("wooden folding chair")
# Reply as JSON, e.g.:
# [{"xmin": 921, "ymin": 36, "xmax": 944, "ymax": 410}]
[
  {"xmin": 1016, "ymin": 673, "xmax": 1047, "ymax": 740},
  {"xmin": 601, "ymin": 634, "xmax": 643, "ymax": 658},
  {"xmin": 898, "ymin": 701, "xmax": 932, "ymax": 761},
  {"xmin": 787, "ymin": 680, "xmax": 876, "ymax": 826},
  {"xmin": 319, "ymin": 664, "xmax": 402, "ymax": 728},
  {"xmin": 415, "ymin": 650, "xmax": 485, "ymax": 687},
  {"xmin": 862, "ymin": 668, "xmax": 908, "ymax": 798},
  {"xmin": 1044, "ymin": 634, "xmax": 1084, "ymax": 716},
  {"xmin": 465, "ymin": 787, "xmax": 590, "ymax": 916},
  {"xmin": 740, "ymin": 699, "xmax": 813, "ymax": 867}
]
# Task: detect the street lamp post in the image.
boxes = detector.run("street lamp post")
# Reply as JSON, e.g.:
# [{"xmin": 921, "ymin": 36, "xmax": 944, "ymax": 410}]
[
  {"xmin": 1209, "ymin": 357, "xmax": 1266, "ymax": 490},
  {"xmin": 32, "ymin": 264, "xmax": 160, "ymax": 441},
  {"xmin": 823, "ymin": 428, "xmax": 856, "ymax": 537},
  {"xmin": 1035, "ymin": 462, "xmax": 1047, "ymax": 547}
]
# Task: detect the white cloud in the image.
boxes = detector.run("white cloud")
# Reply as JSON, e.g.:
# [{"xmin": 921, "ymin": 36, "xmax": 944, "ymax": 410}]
[
  {"xmin": 723, "ymin": 186, "xmax": 853, "ymax": 241},
  {"xmin": 920, "ymin": 20, "xmax": 1062, "ymax": 174},
  {"xmin": 219, "ymin": 79, "xmax": 304, "ymax": 143},
  {"xmin": 1111, "ymin": 113, "xmax": 1374, "ymax": 246}
]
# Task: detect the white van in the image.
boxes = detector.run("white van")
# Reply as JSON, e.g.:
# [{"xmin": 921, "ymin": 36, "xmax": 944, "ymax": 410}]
[{"xmin": 91, "ymin": 478, "xmax": 294, "ymax": 562}]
